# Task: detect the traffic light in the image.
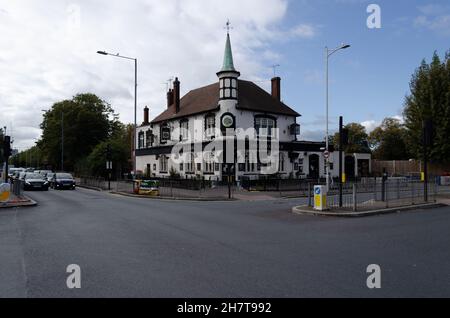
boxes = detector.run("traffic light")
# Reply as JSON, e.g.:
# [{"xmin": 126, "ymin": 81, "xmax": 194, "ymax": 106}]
[
  {"xmin": 341, "ymin": 128, "xmax": 349, "ymax": 146},
  {"xmin": 2, "ymin": 136, "xmax": 12, "ymax": 158},
  {"xmin": 106, "ymin": 144, "xmax": 112, "ymax": 160},
  {"xmin": 423, "ymin": 119, "xmax": 433, "ymax": 147}
]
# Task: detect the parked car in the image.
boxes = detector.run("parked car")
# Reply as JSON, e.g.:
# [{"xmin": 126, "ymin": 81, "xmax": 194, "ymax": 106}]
[
  {"xmin": 23, "ymin": 173, "xmax": 49, "ymax": 191},
  {"xmin": 39, "ymin": 170, "xmax": 53, "ymax": 177},
  {"xmin": 18, "ymin": 172, "xmax": 27, "ymax": 181},
  {"xmin": 52, "ymin": 173, "xmax": 76, "ymax": 190},
  {"xmin": 8, "ymin": 168, "xmax": 25, "ymax": 182},
  {"xmin": 46, "ymin": 173, "xmax": 56, "ymax": 187}
]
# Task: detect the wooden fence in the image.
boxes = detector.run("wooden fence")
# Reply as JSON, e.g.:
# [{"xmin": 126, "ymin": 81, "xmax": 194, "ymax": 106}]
[{"xmin": 372, "ymin": 160, "xmax": 450, "ymax": 177}]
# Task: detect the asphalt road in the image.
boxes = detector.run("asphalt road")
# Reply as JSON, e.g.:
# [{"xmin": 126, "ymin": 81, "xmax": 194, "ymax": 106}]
[{"xmin": 1, "ymin": 187, "xmax": 449, "ymax": 298}]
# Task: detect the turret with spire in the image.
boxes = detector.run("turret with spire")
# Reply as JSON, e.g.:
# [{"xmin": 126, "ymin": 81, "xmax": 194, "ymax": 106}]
[{"xmin": 217, "ymin": 20, "xmax": 240, "ymax": 100}]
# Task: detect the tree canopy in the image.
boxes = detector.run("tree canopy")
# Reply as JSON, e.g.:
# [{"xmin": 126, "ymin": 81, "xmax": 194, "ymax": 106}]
[
  {"xmin": 39, "ymin": 93, "xmax": 118, "ymax": 171},
  {"xmin": 369, "ymin": 118, "xmax": 411, "ymax": 160},
  {"xmin": 332, "ymin": 123, "xmax": 371, "ymax": 153},
  {"xmin": 403, "ymin": 51, "xmax": 450, "ymax": 163}
]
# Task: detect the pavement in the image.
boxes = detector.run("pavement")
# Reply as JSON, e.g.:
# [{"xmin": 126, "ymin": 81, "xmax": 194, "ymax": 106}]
[{"xmin": 1, "ymin": 187, "xmax": 450, "ymax": 297}]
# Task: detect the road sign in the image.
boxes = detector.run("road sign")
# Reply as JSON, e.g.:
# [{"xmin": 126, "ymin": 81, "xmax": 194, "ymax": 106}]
[
  {"xmin": 324, "ymin": 151, "xmax": 330, "ymax": 159},
  {"xmin": 314, "ymin": 185, "xmax": 328, "ymax": 211},
  {"xmin": 106, "ymin": 161, "xmax": 113, "ymax": 170}
]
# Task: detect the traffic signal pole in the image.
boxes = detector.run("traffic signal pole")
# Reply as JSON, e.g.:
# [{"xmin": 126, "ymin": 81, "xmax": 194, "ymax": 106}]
[
  {"xmin": 339, "ymin": 117, "xmax": 343, "ymax": 208},
  {"xmin": 3, "ymin": 136, "xmax": 11, "ymax": 183}
]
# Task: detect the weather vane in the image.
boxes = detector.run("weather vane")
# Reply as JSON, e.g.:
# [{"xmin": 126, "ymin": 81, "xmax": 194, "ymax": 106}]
[{"xmin": 225, "ymin": 19, "xmax": 233, "ymax": 34}]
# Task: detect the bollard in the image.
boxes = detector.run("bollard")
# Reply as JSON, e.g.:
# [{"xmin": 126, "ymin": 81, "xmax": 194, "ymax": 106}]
[
  {"xmin": 385, "ymin": 181, "xmax": 389, "ymax": 208},
  {"xmin": 352, "ymin": 183, "xmax": 357, "ymax": 212},
  {"xmin": 308, "ymin": 183, "xmax": 312, "ymax": 207}
]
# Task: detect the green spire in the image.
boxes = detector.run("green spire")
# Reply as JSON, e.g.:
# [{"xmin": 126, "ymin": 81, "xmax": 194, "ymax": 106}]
[{"xmin": 220, "ymin": 33, "xmax": 236, "ymax": 72}]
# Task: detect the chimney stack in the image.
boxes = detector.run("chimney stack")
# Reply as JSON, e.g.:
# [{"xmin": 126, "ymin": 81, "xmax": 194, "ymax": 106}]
[
  {"xmin": 173, "ymin": 77, "xmax": 180, "ymax": 113},
  {"xmin": 271, "ymin": 77, "xmax": 281, "ymax": 101},
  {"xmin": 143, "ymin": 106, "xmax": 149, "ymax": 125},
  {"xmin": 167, "ymin": 89, "xmax": 174, "ymax": 108}
]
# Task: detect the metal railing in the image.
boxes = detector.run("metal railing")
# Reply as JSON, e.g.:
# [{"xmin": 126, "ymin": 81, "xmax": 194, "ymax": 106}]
[{"xmin": 325, "ymin": 179, "xmax": 437, "ymax": 212}]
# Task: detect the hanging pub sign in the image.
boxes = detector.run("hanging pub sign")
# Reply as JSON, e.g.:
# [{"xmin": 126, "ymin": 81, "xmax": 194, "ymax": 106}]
[{"xmin": 160, "ymin": 123, "xmax": 171, "ymax": 144}]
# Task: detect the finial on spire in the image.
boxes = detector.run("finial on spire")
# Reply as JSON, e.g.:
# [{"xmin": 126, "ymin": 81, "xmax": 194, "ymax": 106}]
[{"xmin": 225, "ymin": 19, "xmax": 232, "ymax": 34}]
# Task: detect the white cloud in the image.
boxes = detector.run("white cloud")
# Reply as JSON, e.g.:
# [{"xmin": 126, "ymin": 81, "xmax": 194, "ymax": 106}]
[
  {"xmin": 414, "ymin": 4, "xmax": 450, "ymax": 36},
  {"xmin": 0, "ymin": 0, "xmax": 301, "ymax": 150},
  {"xmin": 361, "ymin": 120, "xmax": 378, "ymax": 133},
  {"xmin": 361, "ymin": 115, "xmax": 404, "ymax": 133},
  {"xmin": 289, "ymin": 24, "xmax": 316, "ymax": 38}
]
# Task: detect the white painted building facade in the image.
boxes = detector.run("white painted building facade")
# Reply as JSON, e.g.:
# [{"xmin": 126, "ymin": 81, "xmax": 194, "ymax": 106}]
[{"xmin": 135, "ymin": 33, "xmax": 371, "ymax": 181}]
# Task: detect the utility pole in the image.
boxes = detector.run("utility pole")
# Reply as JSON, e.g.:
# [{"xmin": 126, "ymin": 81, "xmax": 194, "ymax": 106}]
[
  {"xmin": 3, "ymin": 136, "xmax": 12, "ymax": 183},
  {"xmin": 423, "ymin": 119, "xmax": 433, "ymax": 202},
  {"xmin": 339, "ymin": 116, "xmax": 343, "ymax": 207},
  {"xmin": 61, "ymin": 109, "xmax": 64, "ymax": 171}
]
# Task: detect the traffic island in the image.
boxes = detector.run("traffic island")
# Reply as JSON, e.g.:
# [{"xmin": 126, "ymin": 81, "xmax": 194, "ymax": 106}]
[
  {"xmin": 292, "ymin": 202, "xmax": 446, "ymax": 217},
  {"xmin": 110, "ymin": 191, "xmax": 237, "ymax": 202},
  {"xmin": 0, "ymin": 194, "xmax": 37, "ymax": 209}
]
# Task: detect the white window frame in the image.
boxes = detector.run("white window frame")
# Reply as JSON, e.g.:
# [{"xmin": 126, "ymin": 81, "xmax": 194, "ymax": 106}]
[
  {"xmin": 159, "ymin": 155, "xmax": 168, "ymax": 173},
  {"xmin": 205, "ymin": 116, "xmax": 216, "ymax": 138},
  {"xmin": 180, "ymin": 121, "xmax": 189, "ymax": 141}
]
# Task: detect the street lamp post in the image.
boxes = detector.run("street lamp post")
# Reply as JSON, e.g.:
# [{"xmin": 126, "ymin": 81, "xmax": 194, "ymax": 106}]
[
  {"xmin": 61, "ymin": 109, "xmax": 64, "ymax": 171},
  {"xmin": 97, "ymin": 51, "xmax": 138, "ymax": 179},
  {"xmin": 325, "ymin": 44, "xmax": 350, "ymax": 191}
]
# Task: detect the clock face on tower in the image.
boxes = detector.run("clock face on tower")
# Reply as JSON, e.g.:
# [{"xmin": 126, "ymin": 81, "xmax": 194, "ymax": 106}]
[
  {"xmin": 222, "ymin": 115, "xmax": 234, "ymax": 128},
  {"xmin": 220, "ymin": 113, "xmax": 236, "ymax": 133}
]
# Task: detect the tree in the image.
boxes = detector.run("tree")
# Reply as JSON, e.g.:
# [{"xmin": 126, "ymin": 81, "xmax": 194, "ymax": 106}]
[
  {"xmin": 0, "ymin": 128, "xmax": 4, "ymax": 166},
  {"xmin": 403, "ymin": 51, "xmax": 450, "ymax": 163},
  {"xmin": 39, "ymin": 93, "xmax": 117, "ymax": 171},
  {"xmin": 332, "ymin": 123, "xmax": 371, "ymax": 153},
  {"xmin": 12, "ymin": 145, "xmax": 44, "ymax": 168},
  {"xmin": 369, "ymin": 118, "xmax": 411, "ymax": 160},
  {"xmin": 80, "ymin": 122, "xmax": 132, "ymax": 178}
]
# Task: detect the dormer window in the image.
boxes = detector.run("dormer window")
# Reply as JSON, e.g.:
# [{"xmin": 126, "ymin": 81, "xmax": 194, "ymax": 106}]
[
  {"xmin": 146, "ymin": 130, "xmax": 153, "ymax": 148},
  {"xmin": 219, "ymin": 78, "xmax": 238, "ymax": 100},
  {"xmin": 180, "ymin": 119, "xmax": 189, "ymax": 141},
  {"xmin": 138, "ymin": 131, "xmax": 145, "ymax": 149}
]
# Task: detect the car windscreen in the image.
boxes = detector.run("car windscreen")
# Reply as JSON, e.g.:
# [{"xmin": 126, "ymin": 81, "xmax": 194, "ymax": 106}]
[
  {"xmin": 56, "ymin": 174, "xmax": 73, "ymax": 179},
  {"xmin": 25, "ymin": 174, "xmax": 44, "ymax": 180}
]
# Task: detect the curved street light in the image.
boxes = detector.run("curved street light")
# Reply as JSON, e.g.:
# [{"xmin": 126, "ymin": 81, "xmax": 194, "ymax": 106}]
[
  {"xmin": 97, "ymin": 50, "xmax": 138, "ymax": 178},
  {"xmin": 325, "ymin": 43, "xmax": 350, "ymax": 191}
]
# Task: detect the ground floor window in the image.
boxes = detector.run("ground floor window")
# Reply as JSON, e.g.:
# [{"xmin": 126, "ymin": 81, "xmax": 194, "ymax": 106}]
[
  {"xmin": 159, "ymin": 155, "xmax": 168, "ymax": 173},
  {"xmin": 185, "ymin": 153, "xmax": 195, "ymax": 173},
  {"xmin": 279, "ymin": 153, "xmax": 285, "ymax": 172}
]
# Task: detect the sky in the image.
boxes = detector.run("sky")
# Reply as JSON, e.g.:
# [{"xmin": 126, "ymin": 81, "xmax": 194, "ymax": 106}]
[{"xmin": 0, "ymin": 0, "xmax": 449, "ymax": 150}]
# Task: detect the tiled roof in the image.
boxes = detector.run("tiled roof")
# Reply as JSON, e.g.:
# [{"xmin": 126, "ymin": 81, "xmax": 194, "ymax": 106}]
[{"xmin": 151, "ymin": 80, "xmax": 300, "ymax": 124}]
